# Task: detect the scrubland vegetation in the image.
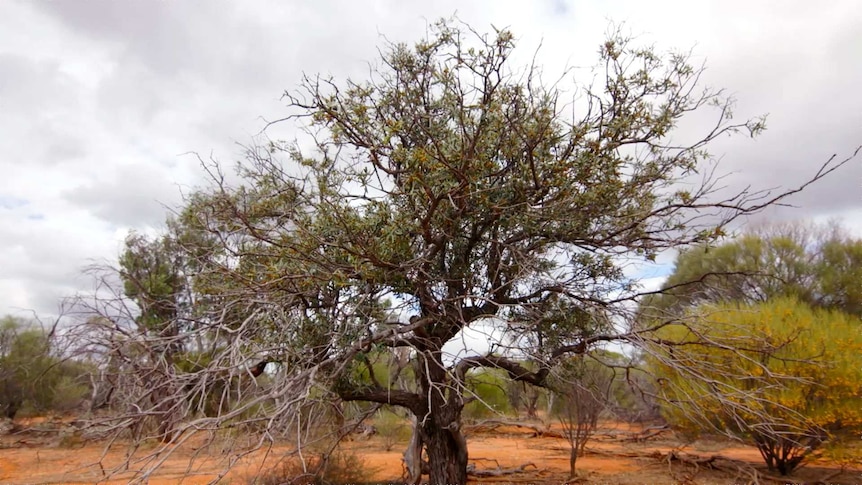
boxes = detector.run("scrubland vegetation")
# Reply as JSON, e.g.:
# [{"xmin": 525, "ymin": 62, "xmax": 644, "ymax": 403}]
[{"xmin": 1, "ymin": 18, "xmax": 860, "ymax": 485}]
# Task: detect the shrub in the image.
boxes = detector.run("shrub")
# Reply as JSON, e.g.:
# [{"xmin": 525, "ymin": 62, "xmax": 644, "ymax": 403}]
[
  {"xmin": 648, "ymin": 297, "xmax": 862, "ymax": 475},
  {"xmin": 374, "ymin": 408, "xmax": 411, "ymax": 451},
  {"xmin": 463, "ymin": 368, "xmax": 513, "ymax": 420},
  {"xmin": 253, "ymin": 450, "xmax": 374, "ymax": 485},
  {"xmin": 0, "ymin": 316, "xmax": 90, "ymax": 418},
  {"xmin": 550, "ymin": 356, "xmax": 615, "ymax": 477}
]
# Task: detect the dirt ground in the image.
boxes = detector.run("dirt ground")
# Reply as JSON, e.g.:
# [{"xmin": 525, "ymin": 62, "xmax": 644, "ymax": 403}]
[{"xmin": 0, "ymin": 418, "xmax": 859, "ymax": 484}]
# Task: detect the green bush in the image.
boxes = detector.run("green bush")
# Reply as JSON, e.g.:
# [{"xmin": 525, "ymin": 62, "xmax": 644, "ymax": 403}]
[
  {"xmin": 374, "ymin": 407, "xmax": 411, "ymax": 451},
  {"xmin": 51, "ymin": 372, "xmax": 91, "ymax": 413},
  {"xmin": 463, "ymin": 368, "xmax": 513, "ymax": 420},
  {"xmin": 0, "ymin": 316, "xmax": 91, "ymax": 418}
]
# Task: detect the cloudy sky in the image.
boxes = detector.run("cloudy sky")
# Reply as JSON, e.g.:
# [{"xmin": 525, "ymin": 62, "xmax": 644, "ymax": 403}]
[{"xmin": 1, "ymin": 0, "xmax": 860, "ymax": 319}]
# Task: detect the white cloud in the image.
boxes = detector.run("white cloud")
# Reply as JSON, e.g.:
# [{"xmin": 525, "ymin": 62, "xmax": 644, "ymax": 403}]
[{"xmin": 1, "ymin": 0, "xmax": 860, "ymax": 318}]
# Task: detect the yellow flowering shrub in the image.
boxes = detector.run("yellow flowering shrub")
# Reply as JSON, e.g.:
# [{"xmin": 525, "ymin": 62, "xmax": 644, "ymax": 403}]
[{"xmin": 647, "ymin": 297, "xmax": 862, "ymax": 475}]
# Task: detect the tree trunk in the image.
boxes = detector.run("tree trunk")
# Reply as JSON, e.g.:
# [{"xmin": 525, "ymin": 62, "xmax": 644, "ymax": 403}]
[
  {"xmin": 156, "ymin": 396, "xmax": 180, "ymax": 443},
  {"xmin": 403, "ymin": 415, "xmax": 424, "ymax": 485},
  {"xmin": 332, "ymin": 400, "xmax": 345, "ymax": 433},
  {"xmin": 417, "ymin": 348, "xmax": 468, "ymax": 484},
  {"xmin": 525, "ymin": 387, "xmax": 539, "ymax": 419},
  {"xmin": 152, "ymin": 381, "xmax": 181, "ymax": 443},
  {"xmin": 569, "ymin": 446, "xmax": 578, "ymax": 478},
  {"xmin": 423, "ymin": 414, "xmax": 467, "ymax": 485}
]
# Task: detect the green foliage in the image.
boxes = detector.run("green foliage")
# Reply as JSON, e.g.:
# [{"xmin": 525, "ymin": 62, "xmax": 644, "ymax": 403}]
[
  {"xmin": 0, "ymin": 316, "xmax": 90, "ymax": 418},
  {"xmin": 119, "ymin": 232, "xmax": 186, "ymax": 334},
  {"xmin": 49, "ymin": 364, "xmax": 93, "ymax": 413},
  {"xmin": 648, "ymin": 298, "xmax": 862, "ymax": 474},
  {"xmin": 173, "ymin": 349, "xmax": 216, "ymax": 374},
  {"xmin": 817, "ymin": 235, "xmax": 862, "ymax": 315},
  {"xmin": 95, "ymin": 18, "xmax": 846, "ymax": 483},
  {"xmin": 171, "ymin": 18, "xmax": 777, "ymax": 385},
  {"xmin": 644, "ymin": 222, "xmax": 862, "ymax": 318},
  {"xmin": 374, "ymin": 407, "xmax": 411, "ymax": 451},
  {"xmin": 464, "ymin": 368, "xmax": 514, "ymax": 420}
]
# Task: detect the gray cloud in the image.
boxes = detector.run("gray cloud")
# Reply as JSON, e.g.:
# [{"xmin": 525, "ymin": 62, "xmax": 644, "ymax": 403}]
[
  {"xmin": 63, "ymin": 162, "xmax": 186, "ymax": 227},
  {"xmin": 1, "ymin": 0, "xmax": 861, "ymax": 318}
]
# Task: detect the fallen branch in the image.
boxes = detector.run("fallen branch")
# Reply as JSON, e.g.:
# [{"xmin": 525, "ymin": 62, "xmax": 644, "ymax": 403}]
[
  {"xmin": 810, "ymin": 469, "xmax": 846, "ymax": 485},
  {"xmin": 467, "ymin": 461, "xmax": 539, "ymax": 478},
  {"xmin": 472, "ymin": 477, "xmax": 548, "ymax": 483},
  {"xmin": 465, "ymin": 419, "xmax": 564, "ymax": 439},
  {"xmin": 588, "ymin": 425, "xmax": 671, "ymax": 443},
  {"xmin": 660, "ymin": 450, "xmax": 807, "ymax": 484},
  {"xmin": 544, "ymin": 445, "xmax": 646, "ymax": 459},
  {"xmin": 626, "ymin": 425, "xmax": 670, "ymax": 442}
]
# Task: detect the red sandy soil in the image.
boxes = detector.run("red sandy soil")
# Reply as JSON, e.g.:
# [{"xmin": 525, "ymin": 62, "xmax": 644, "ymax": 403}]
[{"xmin": 0, "ymin": 418, "xmax": 859, "ymax": 484}]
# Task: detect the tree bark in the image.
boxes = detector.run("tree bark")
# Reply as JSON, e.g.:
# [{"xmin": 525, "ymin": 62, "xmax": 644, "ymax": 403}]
[
  {"xmin": 403, "ymin": 415, "xmax": 424, "ymax": 485},
  {"xmin": 422, "ymin": 412, "xmax": 467, "ymax": 485},
  {"xmin": 418, "ymin": 349, "xmax": 468, "ymax": 485}
]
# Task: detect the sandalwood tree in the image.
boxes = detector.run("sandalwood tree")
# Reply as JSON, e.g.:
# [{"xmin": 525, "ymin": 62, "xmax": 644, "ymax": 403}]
[
  {"xmin": 647, "ymin": 297, "xmax": 862, "ymax": 475},
  {"xmin": 83, "ymin": 20, "xmax": 854, "ymax": 484}
]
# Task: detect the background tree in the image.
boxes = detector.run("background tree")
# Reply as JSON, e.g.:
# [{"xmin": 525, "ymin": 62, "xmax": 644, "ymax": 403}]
[
  {"xmin": 506, "ymin": 374, "xmax": 545, "ymax": 419},
  {"xmin": 78, "ymin": 228, "xmax": 275, "ymax": 445},
  {"xmin": 642, "ymin": 221, "xmax": 862, "ymax": 319},
  {"xmin": 116, "ymin": 231, "xmax": 190, "ymax": 441},
  {"xmin": 0, "ymin": 316, "xmax": 90, "ymax": 419},
  {"xmin": 815, "ymin": 227, "xmax": 862, "ymax": 315},
  {"xmin": 462, "ymin": 368, "xmax": 514, "ymax": 420},
  {"xmin": 551, "ymin": 355, "xmax": 616, "ymax": 478},
  {"xmin": 80, "ymin": 19, "xmax": 852, "ymax": 484},
  {"xmin": 0, "ymin": 317, "xmax": 29, "ymax": 419},
  {"xmin": 647, "ymin": 297, "xmax": 862, "ymax": 475},
  {"xmin": 119, "ymin": 231, "xmax": 189, "ymax": 341}
]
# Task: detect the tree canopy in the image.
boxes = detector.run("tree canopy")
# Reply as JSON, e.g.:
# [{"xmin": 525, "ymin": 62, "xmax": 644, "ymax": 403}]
[
  {"xmin": 642, "ymin": 221, "xmax": 862, "ymax": 318},
  {"xmin": 77, "ymin": 19, "xmax": 852, "ymax": 484}
]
